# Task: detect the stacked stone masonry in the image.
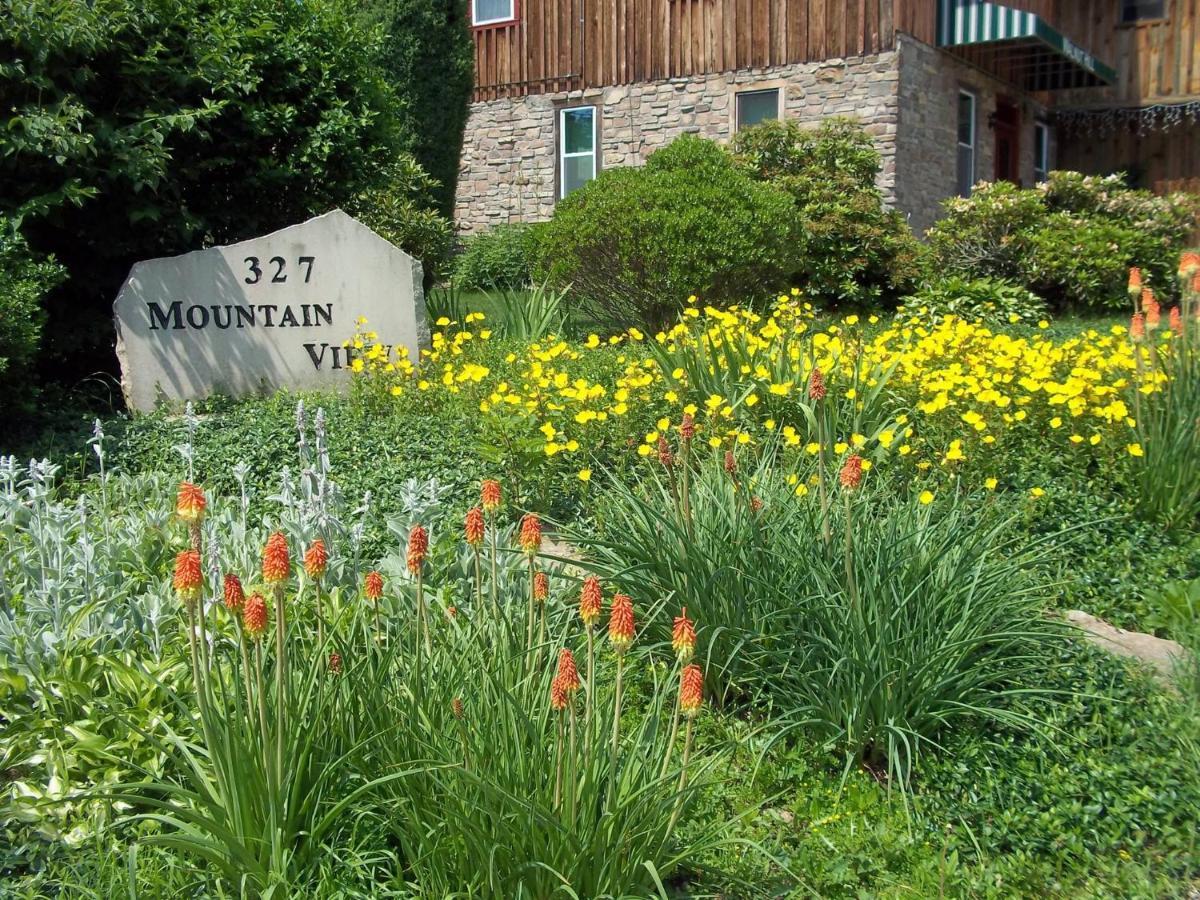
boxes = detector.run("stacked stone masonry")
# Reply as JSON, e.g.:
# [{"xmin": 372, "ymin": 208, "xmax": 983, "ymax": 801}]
[{"xmin": 455, "ymin": 35, "xmax": 1052, "ymax": 239}]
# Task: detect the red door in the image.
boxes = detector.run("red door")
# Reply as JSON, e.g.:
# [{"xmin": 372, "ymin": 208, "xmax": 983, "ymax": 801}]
[{"xmin": 994, "ymin": 99, "xmax": 1021, "ymax": 184}]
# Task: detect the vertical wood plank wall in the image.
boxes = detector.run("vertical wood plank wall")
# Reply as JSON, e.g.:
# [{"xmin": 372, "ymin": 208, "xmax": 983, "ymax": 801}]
[
  {"xmin": 473, "ymin": 0, "xmax": 897, "ymax": 101},
  {"xmin": 890, "ymin": 0, "xmax": 1200, "ymax": 106}
]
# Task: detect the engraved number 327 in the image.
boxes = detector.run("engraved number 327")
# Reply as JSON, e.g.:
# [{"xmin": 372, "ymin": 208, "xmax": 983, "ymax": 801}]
[{"xmin": 244, "ymin": 255, "xmax": 315, "ymax": 285}]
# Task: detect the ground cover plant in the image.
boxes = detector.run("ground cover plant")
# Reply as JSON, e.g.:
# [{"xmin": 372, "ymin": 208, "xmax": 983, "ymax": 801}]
[{"xmin": 4, "ymin": 255, "xmax": 1200, "ymax": 896}]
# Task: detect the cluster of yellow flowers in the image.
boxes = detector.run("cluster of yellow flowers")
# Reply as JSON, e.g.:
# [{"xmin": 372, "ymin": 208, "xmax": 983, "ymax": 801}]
[{"xmin": 349, "ymin": 293, "xmax": 1173, "ymax": 489}]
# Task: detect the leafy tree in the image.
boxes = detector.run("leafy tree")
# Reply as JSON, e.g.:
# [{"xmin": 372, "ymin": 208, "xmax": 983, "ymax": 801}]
[
  {"xmin": 0, "ymin": 219, "xmax": 65, "ymax": 394},
  {"xmin": 0, "ymin": 0, "xmax": 443, "ymax": 379},
  {"xmin": 360, "ymin": 0, "xmax": 475, "ymax": 217}
]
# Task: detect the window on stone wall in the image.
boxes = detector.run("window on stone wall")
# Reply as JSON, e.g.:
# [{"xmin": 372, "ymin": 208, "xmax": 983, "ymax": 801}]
[
  {"xmin": 1033, "ymin": 122, "xmax": 1051, "ymax": 182},
  {"xmin": 956, "ymin": 90, "xmax": 977, "ymax": 197},
  {"xmin": 1120, "ymin": 0, "xmax": 1166, "ymax": 23},
  {"xmin": 559, "ymin": 106, "xmax": 597, "ymax": 200},
  {"xmin": 472, "ymin": 0, "xmax": 515, "ymax": 26},
  {"xmin": 735, "ymin": 89, "xmax": 781, "ymax": 131}
]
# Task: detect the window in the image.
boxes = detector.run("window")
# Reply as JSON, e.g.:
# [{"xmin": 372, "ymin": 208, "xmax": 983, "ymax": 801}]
[
  {"xmin": 735, "ymin": 89, "xmax": 780, "ymax": 131},
  {"xmin": 956, "ymin": 90, "xmax": 976, "ymax": 197},
  {"xmin": 1033, "ymin": 122, "xmax": 1051, "ymax": 182},
  {"xmin": 472, "ymin": 0, "xmax": 515, "ymax": 26},
  {"xmin": 559, "ymin": 107, "xmax": 596, "ymax": 199},
  {"xmin": 1120, "ymin": 0, "xmax": 1165, "ymax": 22}
]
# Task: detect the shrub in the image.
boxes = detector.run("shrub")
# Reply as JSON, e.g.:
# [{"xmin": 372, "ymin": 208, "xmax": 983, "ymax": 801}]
[
  {"xmin": 453, "ymin": 223, "xmax": 540, "ymax": 291},
  {"xmin": 927, "ymin": 173, "xmax": 1199, "ymax": 312},
  {"xmin": 0, "ymin": 222, "xmax": 64, "ymax": 389},
  {"xmin": 348, "ymin": 155, "xmax": 455, "ymax": 279},
  {"xmin": 535, "ymin": 135, "xmax": 796, "ymax": 330},
  {"xmin": 908, "ymin": 275, "xmax": 1047, "ymax": 326},
  {"xmin": 732, "ymin": 118, "xmax": 923, "ymax": 309}
]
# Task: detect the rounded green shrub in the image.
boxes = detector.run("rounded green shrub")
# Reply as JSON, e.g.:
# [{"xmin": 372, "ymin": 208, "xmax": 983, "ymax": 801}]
[
  {"xmin": 908, "ymin": 275, "xmax": 1047, "ymax": 326},
  {"xmin": 452, "ymin": 223, "xmax": 540, "ymax": 291},
  {"xmin": 732, "ymin": 118, "xmax": 924, "ymax": 309},
  {"xmin": 0, "ymin": 221, "xmax": 64, "ymax": 385},
  {"xmin": 927, "ymin": 172, "xmax": 1200, "ymax": 312},
  {"xmin": 535, "ymin": 135, "xmax": 796, "ymax": 331}
]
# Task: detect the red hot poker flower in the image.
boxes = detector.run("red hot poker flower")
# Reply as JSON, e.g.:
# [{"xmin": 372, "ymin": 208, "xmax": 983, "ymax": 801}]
[
  {"xmin": 223, "ymin": 573, "xmax": 246, "ymax": 613},
  {"xmin": 839, "ymin": 454, "xmax": 864, "ymax": 490},
  {"xmin": 724, "ymin": 450, "xmax": 737, "ymax": 477},
  {"xmin": 481, "ymin": 479, "xmax": 502, "ymax": 512},
  {"xmin": 680, "ymin": 664, "xmax": 703, "ymax": 718},
  {"xmin": 579, "ymin": 576, "xmax": 602, "ymax": 628},
  {"xmin": 365, "ymin": 571, "xmax": 384, "ymax": 601},
  {"xmin": 1131, "ymin": 312, "xmax": 1146, "ymax": 342},
  {"xmin": 173, "ymin": 550, "xmax": 202, "ymax": 603},
  {"xmin": 533, "ymin": 571, "xmax": 549, "ymax": 601},
  {"xmin": 304, "ymin": 539, "xmax": 328, "ymax": 580},
  {"xmin": 609, "ymin": 593, "xmax": 635, "ymax": 654},
  {"xmin": 679, "ymin": 413, "xmax": 695, "ymax": 443},
  {"xmin": 1143, "ymin": 289, "xmax": 1161, "ymax": 329},
  {"xmin": 1169, "ymin": 306, "xmax": 1183, "ymax": 336},
  {"xmin": 465, "ymin": 507, "xmax": 485, "ymax": 547},
  {"xmin": 176, "ymin": 481, "xmax": 206, "ymax": 523},
  {"xmin": 328, "ymin": 652, "xmax": 343, "ymax": 675},
  {"xmin": 556, "ymin": 648, "xmax": 581, "ymax": 693},
  {"xmin": 519, "ymin": 513, "xmax": 542, "ymax": 557},
  {"xmin": 243, "ymin": 593, "xmax": 269, "ymax": 639},
  {"xmin": 808, "ymin": 367, "xmax": 827, "ymax": 402},
  {"xmin": 407, "ymin": 525, "xmax": 428, "ymax": 575},
  {"xmin": 657, "ymin": 436, "xmax": 674, "ymax": 467},
  {"xmin": 451, "ymin": 697, "xmax": 465, "ymax": 719},
  {"xmin": 672, "ymin": 607, "xmax": 697, "ymax": 663},
  {"xmin": 1128, "ymin": 266, "xmax": 1143, "ymax": 295},
  {"xmin": 262, "ymin": 532, "xmax": 290, "ymax": 584},
  {"xmin": 1179, "ymin": 252, "xmax": 1200, "ymax": 278},
  {"xmin": 550, "ymin": 674, "xmax": 569, "ymax": 711}
]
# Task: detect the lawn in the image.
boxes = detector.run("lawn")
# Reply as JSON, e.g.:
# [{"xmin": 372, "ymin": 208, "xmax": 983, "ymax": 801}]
[{"xmin": 2, "ymin": 297, "xmax": 1199, "ymax": 898}]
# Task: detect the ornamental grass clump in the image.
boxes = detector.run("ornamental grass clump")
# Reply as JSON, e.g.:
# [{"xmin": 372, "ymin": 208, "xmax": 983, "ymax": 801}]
[
  {"xmin": 579, "ymin": 442, "xmax": 1065, "ymax": 782},
  {"xmin": 1129, "ymin": 256, "xmax": 1200, "ymax": 531}
]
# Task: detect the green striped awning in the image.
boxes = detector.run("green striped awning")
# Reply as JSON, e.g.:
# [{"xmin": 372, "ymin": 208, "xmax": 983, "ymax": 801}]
[{"xmin": 937, "ymin": 0, "xmax": 1116, "ymax": 91}]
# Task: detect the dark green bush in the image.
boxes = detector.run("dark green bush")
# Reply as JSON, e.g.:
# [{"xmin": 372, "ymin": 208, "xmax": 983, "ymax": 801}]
[
  {"xmin": 349, "ymin": 156, "xmax": 455, "ymax": 279},
  {"xmin": 360, "ymin": 1, "xmax": 474, "ymax": 218},
  {"xmin": 453, "ymin": 224, "xmax": 540, "ymax": 291},
  {"xmin": 536, "ymin": 135, "xmax": 796, "ymax": 330},
  {"xmin": 927, "ymin": 173, "xmax": 1199, "ymax": 312},
  {"xmin": 732, "ymin": 118, "xmax": 923, "ymax": 309},
  {"xmin": 0, "ymin": 220, "xmax": 65, "ymax": 394},
  {"xmin": 908, "ymin": 275, "xmax": 1047, "ymax": 326}
]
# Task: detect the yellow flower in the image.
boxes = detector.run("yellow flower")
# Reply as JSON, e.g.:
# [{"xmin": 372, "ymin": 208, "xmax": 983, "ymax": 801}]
[
  {"xmin": 586, "ymin": 334, "xmax": 600, "ymax": 348},
  {"xmin": 834, "ymin": 441, "xmax": 848, "ymax": 454},
  {"xmin": 1030, "ymin": 487, "xmax": 1045, "ymax": 498},
  {"xmin": 1126, "ymin": 442, "xmax": 1144, "ymax": 457},
  {"xmin": 985, "ymin": 477, "xmax": 998, "ymax": 490},
  {"xmin": 708, "ymin": 437, "xmax": 722, "ymax": 449},
  {"xmin": 918, "ymin": 490, "xmax": 934, "ymax": 505},
  {"xmin": 795, "ymin": 483, "xmax": 809, "ymax": 497},
  {"xmin": 578, "ymin": 469, "xmax": 592, "ymax": 482}
]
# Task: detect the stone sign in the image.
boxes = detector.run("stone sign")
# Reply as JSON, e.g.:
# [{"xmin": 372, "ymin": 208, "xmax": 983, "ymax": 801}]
[{"xmin": 113, "ymin": 209, "xmax": 428, "ymax": 412}]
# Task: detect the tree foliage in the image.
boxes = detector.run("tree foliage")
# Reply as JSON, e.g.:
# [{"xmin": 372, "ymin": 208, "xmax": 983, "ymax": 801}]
[{"xmin": 0, "ymin": 0, "xmax": 446, "ymax": 378}]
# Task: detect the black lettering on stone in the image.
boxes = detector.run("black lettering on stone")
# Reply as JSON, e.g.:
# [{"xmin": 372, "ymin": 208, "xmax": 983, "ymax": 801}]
[
  {"xmin": 304, "ymin": 343, "xmax": 328, "ymax": 370},
  {"xmin": 185, "ymin": 305, "xmax": 210, "ymax": 329},
  {"xmin": 330, "ymin": 346, "xmax": 343, "ymax": 369},
  {"xmin": 312, "ymin": 304, "xmax": 333, "ymax": 327},
  {"xmin": 279, "ymin": 306, "xmax": 300, "ymax": 327},
  {"xmin": 301, "ymin": 304, "xmax": 312, "ymax": 327},
  {"xmin": 147, "ymin": 301, "xmax": 183, "ymax": 331},
  {"xmin": 257, "ymin": 304, "xmax": 278, "ymax": 326},
  {"xmin": 211, "ymin": 305, "xmax": 233, "ymax": 329},
  {"xmin": 235, "ymin": 306, "xmax": 255, "ymax": 328}
]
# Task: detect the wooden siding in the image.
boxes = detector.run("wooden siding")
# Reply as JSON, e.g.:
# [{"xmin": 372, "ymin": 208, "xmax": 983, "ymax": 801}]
[
  {"xmin": 472, "ymin": 0, "xmax": 898, "ymax": 101},
  {"xmin": 1057, "ymin": 123, "xmax": 1200, "ymax": 197},
  {"xmin": 893, "ymin": 0, "xmax": 1200, "ymax": 106}
]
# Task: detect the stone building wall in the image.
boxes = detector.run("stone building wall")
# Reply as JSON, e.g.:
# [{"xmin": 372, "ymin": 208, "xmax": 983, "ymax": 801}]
[
  {"xmin": 894, "ymin": 35, "xmax": 1051, "ymax": 237},
  {"xmin": 455, "ymin": 51, "xmax": 902, "ymax": 234}
]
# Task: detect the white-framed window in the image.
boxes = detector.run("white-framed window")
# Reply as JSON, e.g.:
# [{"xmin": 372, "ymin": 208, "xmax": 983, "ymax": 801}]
[
  {"xmin": 559, "ymin": 106, "xmax": 597, "ymax": 199},
  {"xmin": 472, "ymin": 0, "xmax": 515, "ymax": 27},
  {"xmin": 1120, "ymin": 0, "xmax": 1166, "ymax": 23},
  {"xmin": 735, "ymin": 88, "xmax": 781, "ymax": 131},
  {"xmin": 1033, "ymin": 121, "xmax": 1051, "ymax": 182},
  {"xmin": 956, "ymin": 90, "xmax": 977, "ymax": 197}
]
